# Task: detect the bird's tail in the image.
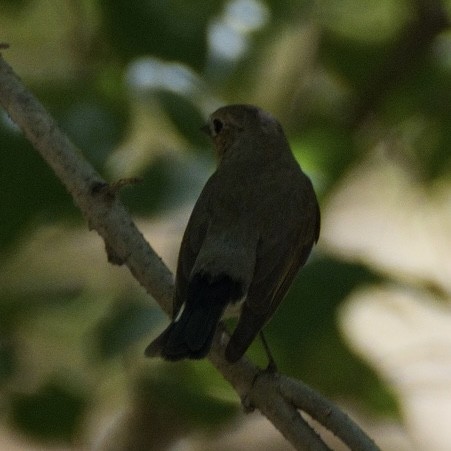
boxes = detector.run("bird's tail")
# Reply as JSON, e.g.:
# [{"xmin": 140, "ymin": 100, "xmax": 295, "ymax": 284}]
[{"xmin": 145, "ymin": 273, "xmax": 243, "ymax": 360}]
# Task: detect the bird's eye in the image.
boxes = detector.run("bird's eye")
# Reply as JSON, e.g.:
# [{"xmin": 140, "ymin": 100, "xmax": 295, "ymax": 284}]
[{"xmin": 213, "ymin": 118, "xmax": 223, "ymax": 135}]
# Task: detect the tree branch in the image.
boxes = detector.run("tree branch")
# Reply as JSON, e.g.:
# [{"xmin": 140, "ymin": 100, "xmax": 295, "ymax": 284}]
[{"xmin": 0, "ymin": 54, "xmax": 379, "ymax": 451}]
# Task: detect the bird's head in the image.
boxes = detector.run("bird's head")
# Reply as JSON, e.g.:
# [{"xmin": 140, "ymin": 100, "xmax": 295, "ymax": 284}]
[{"xmin": 201, "ymin": 104, "xmax": 283, "ymax": 160}]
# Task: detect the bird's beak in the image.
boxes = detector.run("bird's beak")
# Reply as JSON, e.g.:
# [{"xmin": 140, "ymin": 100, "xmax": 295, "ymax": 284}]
[{"xmin": 200, "ymin": 123, "xmax": 211, "ymax": 136}]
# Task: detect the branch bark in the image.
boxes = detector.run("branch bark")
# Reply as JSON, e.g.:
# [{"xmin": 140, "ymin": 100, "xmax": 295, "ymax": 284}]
[{"xmin": 0, "ymin": 54, "xmax": 379, "ymax": 451}]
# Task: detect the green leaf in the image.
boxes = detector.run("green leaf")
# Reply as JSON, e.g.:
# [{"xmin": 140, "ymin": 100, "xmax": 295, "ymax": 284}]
[
  {"xmin": 0, "ymin": 128, "xmax": 76, "ymax": 252},
  {"xmin": 262, "ymin": 257, "xmax": 399, "ymax": 415},
  {"xmin": 93, "ymin": 300, "xmax": 162, "ymax": 359},
  {"xmin": 99, "ymin": 0, "xmax": 222, "ymax": 69},
  {"xmin": 10, "ymin": 381, "xmax": 87, "ymax": 442},
  {"xmin": 157, "ymin": 90, "xmax": 209, "ymax": 149}
]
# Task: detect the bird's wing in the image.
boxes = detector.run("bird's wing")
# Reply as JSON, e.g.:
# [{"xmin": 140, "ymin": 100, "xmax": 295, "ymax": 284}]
[
  {"xmin": 172, "ymin": 190, "xmax": 210, "ymax": 318},
  {"xmin": 173, "ymin": 169, "xmax": 259, "ymax": 318},
  {"xmin": 248, "ymin": 198, "xmax": 320, "ymax": 317},
  {"xmin": 226, "ymin": 183, "xmax": 320, "ymax": 362}
]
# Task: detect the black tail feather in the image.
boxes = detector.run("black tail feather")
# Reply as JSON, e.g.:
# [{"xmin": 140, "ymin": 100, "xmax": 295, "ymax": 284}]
[{"xmin": 145, "ymin": 273, "xmax": 243, "ymax": 360}]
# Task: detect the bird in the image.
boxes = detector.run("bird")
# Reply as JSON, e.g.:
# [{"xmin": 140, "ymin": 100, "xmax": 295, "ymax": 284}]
[{"xmin": 145, "ymin": 104, "xmax": 320, "ymax": 363}]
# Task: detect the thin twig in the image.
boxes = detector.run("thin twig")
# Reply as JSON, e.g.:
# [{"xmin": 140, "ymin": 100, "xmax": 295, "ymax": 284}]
[{"xmin": 280, "ymin": 376, "xmax": 379, "ymax": 451}]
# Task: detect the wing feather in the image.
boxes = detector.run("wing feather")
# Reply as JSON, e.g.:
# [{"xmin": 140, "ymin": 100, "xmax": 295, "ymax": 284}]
[
  {"xmin": 172, "ymin": 192, "xmax": 210, "ymax": 317},
  {"xmin": 226, "ymin": 178, "xmax": 320, "ymax": 362}
]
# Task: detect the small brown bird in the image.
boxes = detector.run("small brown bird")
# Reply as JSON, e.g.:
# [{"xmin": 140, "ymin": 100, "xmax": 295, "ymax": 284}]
[{"xmin": 145, "ymin": 104, "xmax": 320, "ymax": 363}]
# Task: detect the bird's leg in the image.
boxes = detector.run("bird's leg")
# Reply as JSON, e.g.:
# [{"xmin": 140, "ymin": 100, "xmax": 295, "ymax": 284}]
[
  {"xmin": 259, "ymin": 331, "xmax": 278, "ymax": 373},
  {"xmin": 242, "ymin": 334, "xmax": 278, "ymax": 412}
]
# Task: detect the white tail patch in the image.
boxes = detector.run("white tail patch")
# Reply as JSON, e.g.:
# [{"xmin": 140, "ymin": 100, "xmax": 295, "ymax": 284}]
[{"xmin": 222, "ymin": 296, "xmax": 246, "ymax": 319}]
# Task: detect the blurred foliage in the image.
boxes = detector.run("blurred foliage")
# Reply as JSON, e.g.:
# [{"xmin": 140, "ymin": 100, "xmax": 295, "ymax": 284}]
[
  {"xmin": 92, "ymin": 299, "xmax": 161, "ymax": 360},
  {"xmin": 0, "ymin": 0, "xmax": 32, "ymax": 12},
  {"xmin": 137, "ymin": 366, "xmax": 238, "ymax": 430},
  {"xmin": 9, "ymin": 380, "xmax": 88, "ymax": 442},
  {"xmin": 156, "ymin": 90, "xmax": 209, "ymax": 149},
  {"xmin": 0, "ymin": 0, "xmax": 450, "ymax": 448},
  {"xmin": 99, "ymin": 0, "xmax": 221, "ymax": 69},
  {"xmin": 0, "ymin": 127, "xmax": 76, "ymax": 250},
  {"xmin": 265, "ymin": 257, "xmax": 399, "ymax": 416}
]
